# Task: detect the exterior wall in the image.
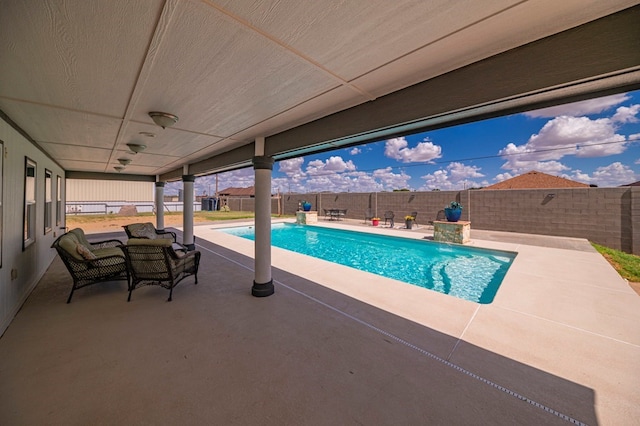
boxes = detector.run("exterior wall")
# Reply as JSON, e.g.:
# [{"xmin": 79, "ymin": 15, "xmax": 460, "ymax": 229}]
[
  {"xmin": 1, "ymin": 117, "xmax": 65, "ymax": 336},
  {"xmin": 280, "ymin": 188, "xmax": 640, "ymax": 254},
  {"xmin": 66, "ymin": 179, "xmax": 153, "ymax": 202},
  {"xmin": 224, "ymin": 197, "xmax": 279, "ymax": 213}
]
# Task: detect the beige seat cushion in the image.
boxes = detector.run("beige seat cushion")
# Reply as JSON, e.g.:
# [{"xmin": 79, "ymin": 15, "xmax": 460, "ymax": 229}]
[
  {"xmin": 69, "ymin": 228, "xmax": 92, "ymax": 249},
  {"xmin": 58, "ymin": 233, "xmax": 84, "ymax": 261},
  {"xmin": 76, "ymin": 243, "xmax": 97, "ymax": 260},
  {"xmin": 127, "ymin": 238, "xmax": 172, "ymax": 247},
  {"xmin": 92, "ymin": 247, "xmax": 125, "ymax": 258}
]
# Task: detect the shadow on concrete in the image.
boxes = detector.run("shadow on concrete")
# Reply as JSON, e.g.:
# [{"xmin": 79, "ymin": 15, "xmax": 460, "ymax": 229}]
[{"xmin": 0, "ymin": 230, "xmax": 597, "ymax": 425}]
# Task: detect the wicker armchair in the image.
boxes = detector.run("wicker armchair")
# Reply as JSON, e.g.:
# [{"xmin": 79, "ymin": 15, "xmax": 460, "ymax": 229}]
[
  {"xmin": 122, "ymin": 222, "xmax": 176, "ymax": 242},
  {"xmin": 51, "ymin": 228, "xmax": 128, "ymax": 303},
  {"xmin": 120, "ymin": 239, "xmax": 201, "ymax": 302}
]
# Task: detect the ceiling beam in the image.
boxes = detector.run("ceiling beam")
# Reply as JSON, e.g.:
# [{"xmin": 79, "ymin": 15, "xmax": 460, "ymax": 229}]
[{"xmin": 66, "ymin": 171, "xmax": 155, "ymax": 182}]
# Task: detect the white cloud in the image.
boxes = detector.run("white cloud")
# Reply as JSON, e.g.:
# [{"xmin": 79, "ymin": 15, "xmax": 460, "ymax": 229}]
[
  {"xmin": 565, "ymin": 169, "xmax": 593, "ymax": 185},
  {"xmin": 419, "ymin": 169, "xmax": 454, "ymax": 191},
  {"xmin": 447, "ymin": 162, "xmax": 484, "ymax": 181},
  {"xmin": 278, "ymin": 157, "xmax": 305, "ymax": 175},
  {"xmin": 555, "ymin": 162, "xmax": 637, "ymax": 187},
  {"xmin": 349, "ymin": 147, "xmax": 361, "ymax": 155},
  {"xmin": 524, "ymin": 93, "xmax": 630, "ymax": 118},
  {"xmin": 494, "ymin": 172, "xmax": 514, "ymax": 182},
  {"xmin": 612, "ymin": 104, "xmax": 640, "ymax": 123},
  {"xmin": 384, "ymin": 137, "xmax": 442, "ymax": 163},
  {"xmin": 306, "ymin": 156, "xmax": 356, "ymax": 176},
  {"xmin": 274, "ymin": 153, "xmax": 414, "ymax": 193},
  {"xmin": 372, "ymin": 167, "xmax": 412, "ymax": 190},
  {"xmin": 589, "ymin": 162, "xmax": 637, "ymax": 187},
  {"xmin": 190, "ymin": 168, "xmax": 256, "ymax": 196},
  {"xmin": 499, "ymin": 114, "xmax": 629, "ymax": 172},
  {"xmin": 418, "ymin": 163, "xmax": 485, "ymax": 190}
]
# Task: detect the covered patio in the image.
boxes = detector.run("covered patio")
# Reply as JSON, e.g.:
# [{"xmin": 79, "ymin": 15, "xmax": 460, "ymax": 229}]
[{"xmin": 1, "ymin": 223, "xmax": 638, "ymax": 425}]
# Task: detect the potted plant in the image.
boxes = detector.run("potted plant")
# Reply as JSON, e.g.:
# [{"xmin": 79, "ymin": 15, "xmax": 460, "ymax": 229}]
[
  {"xmin": 404, "ymin": 215, "xmax": 415, "ymax": 229},
  {"xmin": 301, "ymin": 200, "xmax": 312, "ymax": 211},
  {"xmin": 444, "ymin": 201, "xmax": 462, "ymax": 222},
  {"xmin": 371, "ymin": 217, "xmax": 380, "ymax": 226}
]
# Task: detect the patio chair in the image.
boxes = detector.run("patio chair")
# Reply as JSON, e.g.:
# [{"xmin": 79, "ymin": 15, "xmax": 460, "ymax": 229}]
[
  {"xmin": 122, "ymin": 222, "xmax": 176, "ymax": 242},
  {"xmin": 428, "ymin": 210, "xmax": 447, "ymax": 226},
  {"xmin": 410, "ymin": 211, "xmax": 420, "ymax": 228},
  {"xmin": 52, "ymin": 228, "xmax": 129, "ymax": 303},
  {"xmin": 384, "ymin": 211, "xmax": 395, "ymax": 228},
  {"xmin": 121, "ymin": 238, "xmax": 201, "ymax": 302}
]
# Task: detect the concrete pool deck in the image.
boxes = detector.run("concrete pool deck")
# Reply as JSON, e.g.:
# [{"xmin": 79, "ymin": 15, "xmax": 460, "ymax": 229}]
[
  {"xmin": 0, "ymin": 220, "xmax": 638, "ymax": 424},
  {"xmin": 200, "ymin": 219, "xmax": 640, "ymax": 424}
]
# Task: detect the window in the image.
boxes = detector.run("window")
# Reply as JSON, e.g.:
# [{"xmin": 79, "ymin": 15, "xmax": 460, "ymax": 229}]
[
  {"xmin": 24, "ymin": 158, "xmax": 36, "ymax": 249},
  {"xmin": 56, "ymin": 175, "xmax": 62, "ymax": 227},
  {"xmin": 44, "ymin": 169, "xmax": 52, "ymax": 233}
]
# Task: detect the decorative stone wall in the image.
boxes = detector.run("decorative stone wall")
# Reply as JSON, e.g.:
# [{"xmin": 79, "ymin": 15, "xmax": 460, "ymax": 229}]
[
  {"xmin": 296, "ymin": 211, "xmax": 317, "ymax": 224},
  {"xmin": 433, "ymin": 221, "xmax": 471, "ymax": 244}
]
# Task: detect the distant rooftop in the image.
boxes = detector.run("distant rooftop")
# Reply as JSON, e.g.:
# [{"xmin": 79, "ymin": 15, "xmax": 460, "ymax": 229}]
[
  {"xmin": 219, "ymin": 186, "xmax": 255, "ymax": 197},
  {"xmin": 483, "ymin": 170, "xmax": 589, "ymax": 190}
]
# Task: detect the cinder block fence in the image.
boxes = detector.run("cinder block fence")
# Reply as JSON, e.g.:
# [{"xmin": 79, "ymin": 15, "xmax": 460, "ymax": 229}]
[{"xmin": 275, "ymin": 187, "xmax": 639, "ymax": 255}]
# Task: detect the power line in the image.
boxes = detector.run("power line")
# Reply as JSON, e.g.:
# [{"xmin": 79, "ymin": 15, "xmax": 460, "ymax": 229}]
[{"xmin": 299, "ymin": 135, "xmax": 640, "ymax": 177}]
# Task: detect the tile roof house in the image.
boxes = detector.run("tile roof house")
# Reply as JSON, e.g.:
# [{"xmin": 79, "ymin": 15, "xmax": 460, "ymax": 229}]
[
  {"xmin": 621, "ymin": 180, "xmax": 640, "ymax": 187},
  {"xmin": 483, "ymin": 170, "xmax": 589, "ymax": 189}
]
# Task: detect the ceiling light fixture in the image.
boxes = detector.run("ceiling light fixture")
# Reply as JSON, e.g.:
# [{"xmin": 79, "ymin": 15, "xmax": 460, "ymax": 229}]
[
  {"xmin": 118, "ymin": 158, "xmax": 132, "ymax": 166},
  {"xmin": 114, "ymin": 166, "xmax": 125, "ymax": 172},
  {"xmin": 126, "ymin": 143, "xmax": 146, "ymax": 154},
  {"xmin": 149, "ymin": 111, "xmax": 178, "ymax": 129}
]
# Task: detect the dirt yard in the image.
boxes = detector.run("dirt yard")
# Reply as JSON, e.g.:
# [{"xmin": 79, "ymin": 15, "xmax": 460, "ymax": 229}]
[{"xmin": 65, "ymin": 214, "xmax": 208, "ymax": 235}]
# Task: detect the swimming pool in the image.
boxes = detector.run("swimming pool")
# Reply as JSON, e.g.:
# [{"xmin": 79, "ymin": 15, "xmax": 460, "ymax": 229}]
[{"xmin": 220, "ymin": 223, "xmax": 516, "ymax": 304}]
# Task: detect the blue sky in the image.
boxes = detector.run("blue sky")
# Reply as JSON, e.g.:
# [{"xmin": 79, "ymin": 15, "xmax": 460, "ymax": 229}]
[{"xmin": 170, "ymin": 90, "xmax": 640, "ymax": 195}]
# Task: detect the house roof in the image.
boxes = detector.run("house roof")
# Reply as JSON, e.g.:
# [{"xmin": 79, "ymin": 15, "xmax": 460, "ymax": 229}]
[
  {"xmin": 621, "ymin": 181, "xmax": 640, "ymax": 187},
  {"xmin": 483, "ymin": 171, "xmax": 589, "ymax": 190},
  {"xmin": 218, "ymin": 186, "xmax": 255, "ymax": 197}
]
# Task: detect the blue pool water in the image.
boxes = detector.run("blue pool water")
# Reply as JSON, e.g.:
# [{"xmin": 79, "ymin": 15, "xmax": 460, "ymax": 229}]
[{"xmin": 220, "ymin": 223, "xmax": 516, "ymax": 304}]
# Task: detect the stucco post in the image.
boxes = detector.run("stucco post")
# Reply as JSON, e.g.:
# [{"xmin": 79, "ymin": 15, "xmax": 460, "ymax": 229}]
[
  {"xmin": 182, "ymin": 175, "xmax": 195, "ymax": 250},
  {"xmin": 252, "ymin": 155, "xmax": 275, "ymax": 297},
  {"xmin": 155, "ymin": 181, "xmax": 165, "ymax": 231}
]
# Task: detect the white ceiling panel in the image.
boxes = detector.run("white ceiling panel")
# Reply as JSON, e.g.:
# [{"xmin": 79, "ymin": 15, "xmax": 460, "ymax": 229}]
[
  {"xmin": 133, "ymin": 0, "xmax": 341, "ymax": 137},
  {"xmin": 38, "ymin": 143, "xmax": 113, "ymax": 163},
  {"xmin": 354, "ymin": 0, "xmax": 640, "ymax": 96},
  {"xmin": 0, "ymin": 100, "xmax": 121, "ymax": 148},
  {"xmin": 230, "ymin": 84, "xmax": 370, "ymax": 144},
  {"xmin": 218, "ymin": 0, "xmax": 520, "ymax": 82},
  {"xmin": 119, "ymin": 123, "xmax": 224, "ymax": 158},
  {"xmin": 0, "ymin": 0, "xmax": 163, "ymax": 115},
  {"xmin": 0, "ymin": 0, "xmax": 636, "ymax": 178}
]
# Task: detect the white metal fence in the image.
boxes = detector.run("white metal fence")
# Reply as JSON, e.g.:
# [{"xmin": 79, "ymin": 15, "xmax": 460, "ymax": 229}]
[{"xmin": 65, "ymin": 201, "xmax": 202, "ymax": 215}]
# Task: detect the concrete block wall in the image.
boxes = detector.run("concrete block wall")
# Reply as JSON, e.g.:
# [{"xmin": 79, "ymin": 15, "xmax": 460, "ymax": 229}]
[
  {"xmin": 223, "ymin": 197, "xmax": 280, "ymax": 214},
  {"xmin": 279, "ymin": 187, "xmax": 639, "ymax": 254}
]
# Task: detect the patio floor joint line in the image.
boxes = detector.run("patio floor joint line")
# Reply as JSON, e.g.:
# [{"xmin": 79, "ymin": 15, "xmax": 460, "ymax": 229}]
[{"xmin": 197, "ymin": 242, "xmax": 589, "ymax": 426}]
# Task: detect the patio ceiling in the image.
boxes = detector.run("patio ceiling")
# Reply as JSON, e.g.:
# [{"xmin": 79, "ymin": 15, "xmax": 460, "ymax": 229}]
[{"xmin": 1, "ymin": 1, "xmax": 639, "ymax": 180}]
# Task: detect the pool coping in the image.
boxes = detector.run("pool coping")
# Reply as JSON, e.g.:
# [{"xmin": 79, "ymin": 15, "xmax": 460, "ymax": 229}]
[{"xmin": 192, "ymin": 219, "xmax": 640, "ymax": 425}]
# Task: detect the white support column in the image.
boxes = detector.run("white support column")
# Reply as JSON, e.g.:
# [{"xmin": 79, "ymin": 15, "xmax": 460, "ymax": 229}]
[
  {"xmin": 252, "ymin": 155, "xmax": 274, "ymax": 297},
  {"xmin": 155, "ymin": 181, "xmax": 165, "ymax": 231},
  {"xmin": 182, "ymin": 174, "xmax": 195, "ymax": 250}
]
